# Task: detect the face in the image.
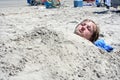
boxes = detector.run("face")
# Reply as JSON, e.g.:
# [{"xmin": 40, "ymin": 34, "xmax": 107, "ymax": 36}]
[{"xmin": 75, "ymin": 21, "xmax": 96, "ymax": 40}]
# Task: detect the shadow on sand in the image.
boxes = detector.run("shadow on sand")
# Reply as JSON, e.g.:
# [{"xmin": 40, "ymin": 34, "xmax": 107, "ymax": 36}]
[
  {"xmin": 93, "ymin": 10, "xmax": 120, "ymax": 14},
  {"xmin": 111, "ymin": 10, "xmax": 120, "ymax": 13},
  {"xmin": 93, "ymin": 10, "xmax": 109, "ymax": 14}
]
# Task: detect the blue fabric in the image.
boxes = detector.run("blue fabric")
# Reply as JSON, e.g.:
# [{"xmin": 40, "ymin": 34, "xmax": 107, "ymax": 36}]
[
  {"xmin": 105, "ymin": 0, "xmax": 111, "ymax": 6},
  {"xmin": 95, "ymin": 0, "xmax": 100, "ymax": 6},
  {"xmin": 27, "ymin": 0, "xmax": 31, "ymax": 4},
  {"xmin": 44, "ymin": 1, "xmax": 55, "ymax": 8},
  {"xmin": 94, "ymin": 39, "xmax": 113, "ymax": 52},
  {"xmin": 27, "ymin": 0, "xmax": 36, "ymax": 6}
]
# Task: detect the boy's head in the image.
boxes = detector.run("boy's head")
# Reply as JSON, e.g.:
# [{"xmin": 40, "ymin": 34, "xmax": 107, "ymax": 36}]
[{"xmin": 74, "ymin": 19, "xmax": 100, "ymax": 42}]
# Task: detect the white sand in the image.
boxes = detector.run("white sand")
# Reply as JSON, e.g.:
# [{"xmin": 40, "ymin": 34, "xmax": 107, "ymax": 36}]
[
  {"xmin": 0, "ymin": 0, "xmax": 27, "ymax": 8},
  {"xmin": 0, "ymin": 0, "xmax": 120, "ymax": 80}
]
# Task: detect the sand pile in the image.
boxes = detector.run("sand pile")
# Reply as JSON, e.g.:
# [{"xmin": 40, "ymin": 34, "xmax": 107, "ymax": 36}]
[{"xmin": 0, "ymin": 0, "xmax": 120, "ymax": 80}]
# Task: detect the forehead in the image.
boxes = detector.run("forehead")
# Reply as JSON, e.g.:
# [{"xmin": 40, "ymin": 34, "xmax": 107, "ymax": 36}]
[{"xmin": 82, "ymin": 21, "xmax": 96, "ymax": 31}]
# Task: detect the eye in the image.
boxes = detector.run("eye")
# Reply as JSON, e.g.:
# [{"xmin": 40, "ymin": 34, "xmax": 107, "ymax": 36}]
[{"xmin": 87, "ymin": 26, "xmax": 92, "ymax": 32}]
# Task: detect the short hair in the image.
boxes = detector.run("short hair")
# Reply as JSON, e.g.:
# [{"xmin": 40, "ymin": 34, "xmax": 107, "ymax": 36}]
[{"xmin": 80, "ymin": 19, "xmax": 100, "ymax": 43}]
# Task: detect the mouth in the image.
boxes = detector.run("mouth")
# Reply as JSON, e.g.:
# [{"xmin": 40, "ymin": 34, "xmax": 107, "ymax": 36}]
[{"xmin": 79, "ymin": 29, "xmax": 82, "ymax": 33}]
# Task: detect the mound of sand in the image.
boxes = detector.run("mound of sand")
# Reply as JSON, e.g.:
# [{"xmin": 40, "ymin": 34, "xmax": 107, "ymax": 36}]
[{"xmin": 0, "ymin": 0, "xmax": 120, "ymax": 80}]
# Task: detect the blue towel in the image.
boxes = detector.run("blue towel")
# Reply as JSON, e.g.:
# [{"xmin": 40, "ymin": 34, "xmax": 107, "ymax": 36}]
[{"xmin": 94, "ymin": 39, "xmax": 113, "ymax": 52}]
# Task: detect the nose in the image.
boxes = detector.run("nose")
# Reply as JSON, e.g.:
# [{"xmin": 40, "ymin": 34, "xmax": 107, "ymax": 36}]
[{"xmin": 81, "ymin": 25, "xmax": 86, "ymax": 31}]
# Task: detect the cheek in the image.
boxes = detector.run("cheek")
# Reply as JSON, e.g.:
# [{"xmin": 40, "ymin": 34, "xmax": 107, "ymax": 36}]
[{"xmin": 84, "ymin": 31, "xmax": 92, "ymax": 39}]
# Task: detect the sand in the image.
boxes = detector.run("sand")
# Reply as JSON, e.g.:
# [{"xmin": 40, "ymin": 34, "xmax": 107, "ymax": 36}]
[
  {"xmin": 0, "ymin": 0, "xmax": 27, "ymax": 8},
  {"xmin": 0, "ymin": 0, "xmax": 120, "ymax": 80}
]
